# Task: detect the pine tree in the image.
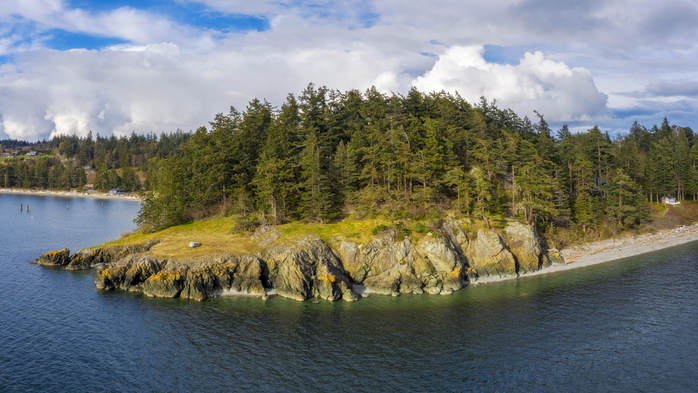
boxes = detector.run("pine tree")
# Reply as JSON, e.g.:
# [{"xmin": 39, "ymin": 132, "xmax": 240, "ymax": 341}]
[
  {"xmin": 299, "ymin": 131, "xmax": 332, "ymax": 221},
  {"xmin": 534, "ymin": 110, "xmax": 555, "ymax": 162}
]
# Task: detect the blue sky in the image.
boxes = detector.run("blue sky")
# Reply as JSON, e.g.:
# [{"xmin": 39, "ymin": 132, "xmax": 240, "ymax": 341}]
[{"xmin": 1, "ymin": 0, "xmax": 698, "ymax": 141}]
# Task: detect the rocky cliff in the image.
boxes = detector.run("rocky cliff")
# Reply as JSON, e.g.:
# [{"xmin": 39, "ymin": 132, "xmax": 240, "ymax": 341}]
[
  {"xmin": 33, "ymin": 219, "xmax": 560, "ymax": 302},
  {"xmin": 31, "ymin": 248, "xmax": 71, "ymax": 267}
]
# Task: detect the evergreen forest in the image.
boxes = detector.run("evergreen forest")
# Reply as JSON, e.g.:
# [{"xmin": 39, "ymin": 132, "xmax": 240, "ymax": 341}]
[{"xmin": 3, "ymin": 84, "xmax": 698, "ymax": 239}]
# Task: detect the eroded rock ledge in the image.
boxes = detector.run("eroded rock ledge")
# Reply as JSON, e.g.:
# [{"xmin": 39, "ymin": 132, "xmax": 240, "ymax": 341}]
[{"xmin": 33, "ymin": 219, "xmax": 559, "ymax": 302}]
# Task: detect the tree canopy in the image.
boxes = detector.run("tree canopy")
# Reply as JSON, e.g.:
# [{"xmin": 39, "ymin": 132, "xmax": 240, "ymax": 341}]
[{"xmin": 5, "ymin": 85, "xmax": 696, "ymax": 237}]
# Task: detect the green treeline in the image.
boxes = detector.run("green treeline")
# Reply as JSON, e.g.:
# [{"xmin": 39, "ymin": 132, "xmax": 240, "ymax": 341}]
[
  {"xmin": 134, "ymin": 84, "xmax": 696, "ymax": 234},
  {"xmin": 0, "ymin": 131, "xmax": 191, "ymax": 192},
  {"xmin": 3, "ymin": 84, "xmax": 696, "ymax": 238}
]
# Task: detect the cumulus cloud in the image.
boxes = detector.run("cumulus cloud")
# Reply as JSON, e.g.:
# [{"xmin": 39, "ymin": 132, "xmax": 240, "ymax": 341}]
[
  {"xmin": 0, "ymin": 0, "xmax": 218, "ymax": 52},
  {"xmin": 413, "ymin": 46, "xmax": 609, "ymax": 122},
  {"xmin": 0, "ymin": 34, "xmax": 413, "ymax": 140},
  {"xmin": 0, "ymin": 42, "xmax": 613, "ymax": 141},
  {"xmin": 2, "ymin": 0, "xmax": 698, "ymax": 140}
]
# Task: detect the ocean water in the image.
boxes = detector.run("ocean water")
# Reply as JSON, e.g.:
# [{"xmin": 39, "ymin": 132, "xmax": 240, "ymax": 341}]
[{"xmin": 1, "ymin": 194, "xmax": 697, "ymax": 392}]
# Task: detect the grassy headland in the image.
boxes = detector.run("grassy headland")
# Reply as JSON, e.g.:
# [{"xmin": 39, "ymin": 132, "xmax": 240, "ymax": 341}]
[
  {"xmin": 98, "ymin": 201, "xmax": 698, "ymax": 263},
  {"xmin": 103, "ymin": 216, "xmax": 440, "ymax": 259}
]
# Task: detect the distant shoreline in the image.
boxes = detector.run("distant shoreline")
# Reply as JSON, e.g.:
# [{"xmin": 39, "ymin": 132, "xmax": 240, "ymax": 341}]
[{"xmin": 0, "ymin": 188, "xmax": 141, "ymax": 201}]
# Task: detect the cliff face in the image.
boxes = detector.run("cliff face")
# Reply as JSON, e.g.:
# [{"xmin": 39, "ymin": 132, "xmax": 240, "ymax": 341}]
[
  {"xmin": 263, "ymin": 234, "xmax": 357, "ymax": 302},
  {"xmin": 34, "ymin": 219, "xmax": 558, "ymax": 301},
  {"xmin": 335, "ymin": 221, "xmax": 468, "ymax": 296},
  {"xmin": 95, "ymin": 254, "xmax": 267, "ymax": 301}
]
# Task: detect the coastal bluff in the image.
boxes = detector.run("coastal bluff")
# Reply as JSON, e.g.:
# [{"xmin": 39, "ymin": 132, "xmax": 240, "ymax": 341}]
[{"xmin": 32, "ymin": 219, "xmax": 557, "ymax": 301}]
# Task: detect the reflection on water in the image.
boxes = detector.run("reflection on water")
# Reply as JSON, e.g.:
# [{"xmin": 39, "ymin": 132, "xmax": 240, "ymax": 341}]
[{"xmin": 1, "ymin": 194, "xmax": 697, "ymax": 392}]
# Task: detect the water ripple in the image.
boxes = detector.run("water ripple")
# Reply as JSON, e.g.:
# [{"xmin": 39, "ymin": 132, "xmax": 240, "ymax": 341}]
[{"xmin": 2, "ymin": 195, "xmax": 698, "ymax": 391}]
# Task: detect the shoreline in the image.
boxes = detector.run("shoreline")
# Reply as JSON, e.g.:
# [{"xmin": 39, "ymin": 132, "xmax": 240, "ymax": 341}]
[
  {"xmin": 474, "ymin": 224, "xmax": 698, "ymax": 285},
  {"xmin": 0, "ymin": 188, "xmax": 141, "ymax": 201}
]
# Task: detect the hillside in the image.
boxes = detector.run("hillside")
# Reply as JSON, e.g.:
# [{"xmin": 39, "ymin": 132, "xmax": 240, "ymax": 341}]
[{"xmin": 646, "ymin": 201, "xmax": 698, "ymax": 231}]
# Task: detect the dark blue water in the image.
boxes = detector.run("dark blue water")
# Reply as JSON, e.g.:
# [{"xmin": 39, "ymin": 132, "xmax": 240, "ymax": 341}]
[{"xmin": 1, "ymin": 194, "xmax": 698, "ymax": 392}]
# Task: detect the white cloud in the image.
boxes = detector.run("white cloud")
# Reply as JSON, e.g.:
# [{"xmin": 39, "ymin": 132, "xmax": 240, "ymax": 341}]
[
  {"xmin": 0, "ymin": 35, "xmax": 414, "ymax": 140},
  {"xmin": 413, "ymin": 46, "xmax": 609, "ymax": 122},
  {"xmin": 2, "ymin": 0, "xmax": 698, "ymax": 140},
  {"xmin": 0, "ymin": 42, "xmax": 614, "ymax": 141},
  {"xmin": 0, "ymin": 0, "xmax": 217, "ymax": 53}
]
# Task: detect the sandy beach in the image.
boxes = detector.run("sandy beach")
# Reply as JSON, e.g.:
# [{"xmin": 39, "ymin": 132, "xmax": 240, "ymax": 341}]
[{"xmin": 0, "ymin": 188, "xmax": 141, "ymax": 201}]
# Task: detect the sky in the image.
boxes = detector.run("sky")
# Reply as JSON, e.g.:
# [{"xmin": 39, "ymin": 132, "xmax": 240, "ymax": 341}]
[{"xmin": 1, "ymin": 0, "xmax": 698, "ymax": 142}]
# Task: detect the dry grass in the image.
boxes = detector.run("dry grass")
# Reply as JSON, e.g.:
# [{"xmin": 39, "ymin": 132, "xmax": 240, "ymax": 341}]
[
  {"xmin": 99, "ymin": 217, "xmax": 260, "ymax": 259},
  {"xmin": 645, "ymin": 201, "xmax": 698, "ymax": 231},
  {"xmin": 97, "ymin": 215, "xmax": 463, "ymax": 260},
  {"xmin": 544, "ymin": 201, "xmax": 698, "ymax": 249}
]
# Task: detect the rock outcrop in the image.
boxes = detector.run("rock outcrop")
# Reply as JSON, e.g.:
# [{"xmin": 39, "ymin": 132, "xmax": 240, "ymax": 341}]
[
  {"xmin": 66, "ymin": 241, "xmax": 160, "ymax": 270},
  {"xmin": 463, "ymin": 229, "xmax": 517, "ymax": 279},
  {"xmin": 33, "ymin": 219, "xmax": 554, "ymax": 302},
  {"xmin": 335, "ymin": 229, "xmax": 468, "ymax": 296},
  {"xmin": 96, "ymin": 254, "xmax": 166, "ymax": 292},
  {"xmin": 264, "ymin": 235, "xmax": 356, "ymax": 301},
  {"xmin": 31, "ymin": 248, "xmax": 70, "ymax": 267},
  {"xmin": 96, "ymin": 253, "xmax": 267, "ymax": 301},
  {"xmin": 547, "ymin": 249, "xmax": 565, "ymax": 265},
  {"xmin": 503, "ymin": 222, "xmax": 550, "ymax": 274}
]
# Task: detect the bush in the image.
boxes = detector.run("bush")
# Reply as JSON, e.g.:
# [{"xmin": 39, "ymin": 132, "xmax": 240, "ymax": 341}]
[
  {"xmin": 371, "ymin": 224, "xmax": 390, "ymax": 235},
  {"xmin": 231, "ymin": 213, "xmax": 259, "ymax": 233},
  {"xmin": 414, "ymin": 222, "xmax": 429, "ymax": 234},
  {"xmin": 396, "ymin": 227, "xmax": 412, "ymax": 241}
]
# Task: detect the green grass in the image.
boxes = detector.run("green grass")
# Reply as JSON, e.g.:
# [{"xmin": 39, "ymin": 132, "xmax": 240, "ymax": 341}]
[
  {"xmin": 97, "ymin": 217, "xmax": 258, "ymax": 259},
  {"xmin": 276, "ymin": 218, "xmax": 388, "ymax": 243},
  {"xmin": 95, "ymin": 215, "xmax": 450, "ymax": 262}
]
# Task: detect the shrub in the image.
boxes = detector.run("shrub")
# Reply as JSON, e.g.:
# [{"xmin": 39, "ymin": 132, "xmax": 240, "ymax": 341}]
[
  {"xmin": 371, "ymin": 224, "xmax": 390, "ymax": 236},
  {"xmin": 414, "ymin": 222, "xmax": 429, "ymax": 234}
]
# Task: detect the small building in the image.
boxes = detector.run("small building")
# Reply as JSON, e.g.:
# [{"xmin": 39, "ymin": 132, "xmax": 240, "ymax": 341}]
[
  {"xmin": 26, "ymin": 150, "xmax": 41, "ymax": 156},
  {"xmin": 108, "ymin": 188, "xmax": 125, "ymax": 195},
  {"xmin": 591, "ymin": 178, "xmax": 607, "ymax": 198},
  {"xmin": 661, "ymin": 195, "xmax": 680, "ymax": 205}
]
